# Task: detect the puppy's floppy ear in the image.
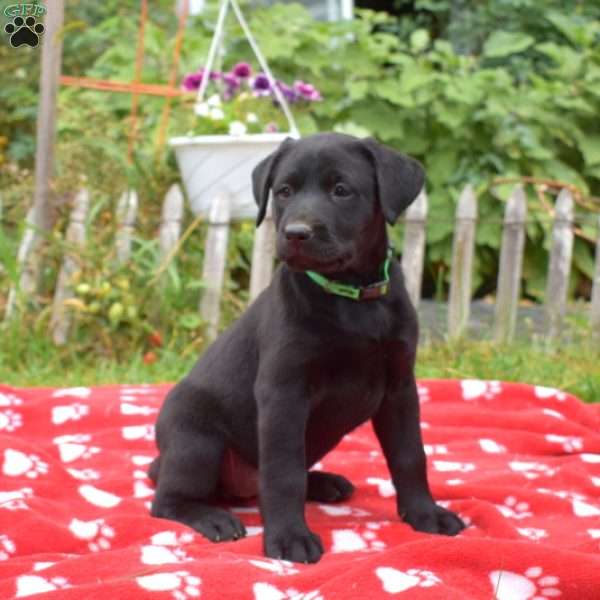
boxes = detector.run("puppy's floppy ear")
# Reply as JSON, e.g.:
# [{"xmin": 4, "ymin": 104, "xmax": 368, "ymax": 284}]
[
  {"xmin": 252, "ymin": 137, "xmax": 295, "ymax": 227},
  {"xmin": 362, "ymin": 137, "xmax": 425, "ymax": 225}
]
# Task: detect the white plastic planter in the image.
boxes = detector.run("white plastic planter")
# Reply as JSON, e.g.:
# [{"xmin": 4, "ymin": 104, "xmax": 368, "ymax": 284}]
[{"xmin": 170, "ymin": 133, "xmax": 289, "ymax": 220}]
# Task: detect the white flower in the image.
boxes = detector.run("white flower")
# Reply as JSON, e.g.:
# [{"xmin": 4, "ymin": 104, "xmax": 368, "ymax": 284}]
[
  {"xmin": 228, "ymin": 120, "xmax": 247, "ymax": 136},
  {"xmin": 194, "ymin": 102, "xmax": 209, "ymax": 117},
  {"xmin": 209, "ymin": 107, "xmax": 225, "ymax": 121},
  {"xmin": 207, "ymin": 94, "xmax": 222, "ymax": 107},
  {"xmin": 246, "ymin": 112, "xmax": 258, "ymax": 123}
]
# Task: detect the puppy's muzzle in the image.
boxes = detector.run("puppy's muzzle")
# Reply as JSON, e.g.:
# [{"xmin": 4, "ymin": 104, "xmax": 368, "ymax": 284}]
[{"xmin": 284, "ymin": 222, "xmax": 314, "ymax": 242}]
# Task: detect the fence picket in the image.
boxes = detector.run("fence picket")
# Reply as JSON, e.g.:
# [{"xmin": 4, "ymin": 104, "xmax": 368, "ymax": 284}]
[
  {"xmin": 200, "ymin": 193, "xmax": 231, "ymax": 341},
  {"xmin": 50, "ymin": 189, "xmax": 90, "ymax": 345},
  {"xmin": 159, "ymin": 184, "xmax": 184, "ymax": 260},
  {"xmin": 249, "ymin": 200, "xmax": 276, "ymax": 302},
  {"xmin": 590, "ymin": 215, "xmax": 600, "ymax": 337},
  {"xmin": 115, "ymin": 190, "xmax": 138, "ymax": 264},
  {"xmin": 401, "ymin": 188, "xmax": 428, "ymax": 310},
  {"xmin": 544, "ymin": 188, "xmax": 574, "ymax": 341},
  {"xmin": 447, "ymin": 185, "xmax": 477, "ymax": 339},
  {"xmin": 494, "ymin": 186, "xmax": 527, "ymax": 343}
]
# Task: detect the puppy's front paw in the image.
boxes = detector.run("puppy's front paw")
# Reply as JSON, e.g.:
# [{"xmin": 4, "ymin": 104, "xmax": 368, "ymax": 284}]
[
  {"xmin": 264, "ymin": 525, "xmax": 324, "ymax": 563},
  {"xmin": 401, "ymin": 502, "xmax": 465, "ymax": 536}
]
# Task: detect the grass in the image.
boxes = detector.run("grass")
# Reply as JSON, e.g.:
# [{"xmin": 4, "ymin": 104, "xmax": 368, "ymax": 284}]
[{"xmin": 1, "ymin": 327, "xmax": 598, "ymax": 402}]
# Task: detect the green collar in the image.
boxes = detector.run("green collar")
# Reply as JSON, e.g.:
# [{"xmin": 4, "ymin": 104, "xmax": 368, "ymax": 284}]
[{"xmin": 305, "ymin": 247, "xmax": 393, "ymax": 301}]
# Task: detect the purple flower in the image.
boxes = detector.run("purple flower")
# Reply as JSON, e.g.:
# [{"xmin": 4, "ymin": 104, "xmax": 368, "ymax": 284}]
[
  {"xmin": 293, "ymin": 80, "xmax": 322, "ymax": 101},
  {"xmin": 223, "ymin": 72, "xmax": 241, "ymax": 93},
  {"xmin": 275, "ymin": 81, "xmax": 298, "ymax": 103},
  {"xmin": 264, "ymin": 122, "xmax": 279, "ymax": 133},
  {"xmin": 252, "ymin": 74, "xmax": 271, "ymax": 95},
  {"xmin": 181, "ymin": 68, "xmax": 220, "ymax": 91},
  {"xmin": 233, "ymin": 62, "xmax": 252, "ymax": 78}
]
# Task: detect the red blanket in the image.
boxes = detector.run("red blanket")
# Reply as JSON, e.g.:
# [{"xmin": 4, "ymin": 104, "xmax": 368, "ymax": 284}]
[{"xmin": 0, "ymin": 380, "xmax": 599, "ymax": 599}]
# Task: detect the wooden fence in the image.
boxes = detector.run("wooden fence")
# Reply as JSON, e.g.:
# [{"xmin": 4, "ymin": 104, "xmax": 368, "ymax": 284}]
[{"xmin": 7, "ymin": 183, "xmax": 600, "ymax": 345}]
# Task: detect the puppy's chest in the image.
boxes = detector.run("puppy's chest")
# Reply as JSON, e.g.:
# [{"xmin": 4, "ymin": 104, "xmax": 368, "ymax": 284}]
[{"xmin": 306, "ymin": 343, "xmax": 388, "ymax": 414}]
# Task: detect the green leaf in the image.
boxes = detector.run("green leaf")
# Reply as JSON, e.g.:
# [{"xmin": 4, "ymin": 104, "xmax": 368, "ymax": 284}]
[
  {"xmin": 483, "ymin": 31, "xmax": 535, "ymax": 58},
  {"xmin": 578, "ymin": 135, "xmax": 600, "ymax": 167},
  {"xmin": 410, "ymin": 29, "xmax": 430, "ymax": 53}
]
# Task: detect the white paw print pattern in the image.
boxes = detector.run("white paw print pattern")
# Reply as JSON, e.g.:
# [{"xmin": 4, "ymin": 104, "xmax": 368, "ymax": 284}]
[
  {"xmin": 52, "ymin": 387, "xmax": 91, "ymax": 399},
  {"xmin": 497, "ymin": 496, "xmax": 533, "ymax": 520},
  {"xmin": 331, "ymin": 527, "xmax": 386, "ymax": 553},
  {"xmin": 0, "ymin": 409, "xmax": 23, "ymax": 432},
  {"xmin": 0, "ymin": 534, "xmax": 16, "ymax": 560},
  {"xmin": 534, "ymin": 386, "xmax": 567, "ymax": 402},
  {"xmin": 0, "ymin": 487, "xmax": 33, "ymax": 510},
  {"xmin": 376, "ymin": 566, "xmax": 442, "ymax": 593},
  {"xmin": 69, "ymin": 518, "xmax": 115, "ymax": 552},
  {"xmin": 509, "ymin": 461, "xmax": 558, "ymax": 480},
  {"xmin": 490, "ymin": 566, "xmax": 561, "ymax": 599},
  {"xmin": 461, "ymin": 379, "xmax": 502, "ymax": 401},
  {"xmin": 141, "ymin": 531, "xmax": 194, "ymax": 565},
  {"xmin": 417, "ymin": 384, "xmax": 430, "ymax": 403},
  {"xmin": 253, "ymin": 582, "xmax": 322, "ymax": 600},
  {"xmin": 0, "ymin": 392, "xmax": 23, "ymax": 406},
  {"xmin": 121, "ymin": 402, "xmax": 157, "ymax": 416},
  {"xmin": 51, "ymin": 403, "xmax": 89, "ymax": 425},
  {"xmin": 249, "ymin": 558, "xmax": 300, "ymax": 576},
  {"xmin": 136, "ymin": 571, "xmax": 201, "ymax": 599},
  {"xmin": 66, "ymin": 467, "xmax": 100, "ymax": 481},
  {"xmin": 545, "ymin": 434, "xmax": 583, "ymax": 453},
  {"xmin": 536, "ymin": 488, "xmax": 600, "ymax": 518},
  {"xmin": 432, "ymin": 460, "xmax": 476, "ymax": 473},
  {"xmin": 517, "ymin": 527, "xmax": 548, "ymax": 541},
  {"xmin": 424, "ymin": 444, "xmax": 448, "ymax": 456},
  {"xmin": 53, "ymin": 434, "xmax": 100, "ymax": 463},
  {"xmin": 122, "ymin": 424, "xmax": 155, "ymax": 441},
  {"xmin": 366, "ymin": 477, "xmax": 395, "ymax": 498},
  {"xmin": 15, "ymin": 575, "xmax": 71, "ymax": 597},
  {"xmin": 317, "ymin": 504, "xmax": 371, "ymax": 518},
  {"xmin": 479, "ymin": 438, "xmax": 507, "ymax": 454},
  {"xmin": 2, "ymin": 449, "xmax": 48, "ymax": 479}
]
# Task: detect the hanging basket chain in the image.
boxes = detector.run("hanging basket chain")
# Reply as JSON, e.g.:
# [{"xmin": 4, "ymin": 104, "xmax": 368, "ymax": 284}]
[{"xmin": 196, "ymin": 0, "xmax": 299, "ymax": 137}]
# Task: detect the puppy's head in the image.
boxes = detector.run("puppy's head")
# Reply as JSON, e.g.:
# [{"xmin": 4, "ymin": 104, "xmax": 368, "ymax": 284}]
[{"xmin": 252, "ymin": 133, "xmax": 424, "ymax": 273}]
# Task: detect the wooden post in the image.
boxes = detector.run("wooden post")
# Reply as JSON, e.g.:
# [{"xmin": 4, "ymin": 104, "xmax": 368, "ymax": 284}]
[
  {"xmin": 447, "ymin": 185, "xmax": 477, "ymax": 339},
  {"xmin": 401, "ymin": 188, "xmax": 428, "ymax": 310},
  {"xmin": 590, "ymin": 215, "xmax": 600, "ymax": 338},
  {"xmin": 4, "ymin": 206, "xmax": 36, "ymax": 320},
  {"xmin": 494, "ymin": 185, "xmax": 527, "ymax": 343},
  {"xmin": 249, "ymin": 200, "xmax": 276, "ymax": 302},
  {"xmin": 159, "ymin": 184, "xmax": 184, "ymax": 260},
  {"xmin": 115, "ymin": 190, "xmax": 138, "ymax": 265},
  {"xmin": 544, "ymin": 188, "xmax": 574, "ymax": 341},
  {"xmin": 199, "ymin": 193, "xmax": 231, "ymax": 341},
  {"xmin": 50, "ymin": 189, "xmax": 90, "ymax": 345},
  {"xmin": 18, "ymin": 0, "xmax": 65, "ymax": 296}
]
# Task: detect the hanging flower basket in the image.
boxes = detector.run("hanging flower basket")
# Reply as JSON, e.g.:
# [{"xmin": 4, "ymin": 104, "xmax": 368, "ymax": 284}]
[{"xmin": 169, "ymin": 0, "xmax": 320, "ymax": 220}]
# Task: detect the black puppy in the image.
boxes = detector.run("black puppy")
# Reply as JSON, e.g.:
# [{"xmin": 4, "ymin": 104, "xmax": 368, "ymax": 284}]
[{"xmin": 149, "ymin": 132, "xmax": 465, "ymax": 563}]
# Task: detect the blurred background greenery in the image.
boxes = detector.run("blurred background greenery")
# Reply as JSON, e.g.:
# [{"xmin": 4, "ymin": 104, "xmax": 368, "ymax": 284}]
[{"xmin": 0, "ymin": 1, "xmax": 599, "ymax": 396}]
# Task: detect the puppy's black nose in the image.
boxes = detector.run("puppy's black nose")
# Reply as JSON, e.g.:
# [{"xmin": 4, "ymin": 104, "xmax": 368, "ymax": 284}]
[{"xmin": 284, "ymin": 223, "xmax": 313, "ymax": 242}]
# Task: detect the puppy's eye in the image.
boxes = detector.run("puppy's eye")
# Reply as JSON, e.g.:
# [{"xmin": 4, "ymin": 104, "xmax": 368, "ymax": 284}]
[
  {"xmin": 333, "ymin": 184, "xmax": 350, "ymax": 197},
  {"xmin": 277, "ymin": 185, "xmax": 293, "ymax": 199}
]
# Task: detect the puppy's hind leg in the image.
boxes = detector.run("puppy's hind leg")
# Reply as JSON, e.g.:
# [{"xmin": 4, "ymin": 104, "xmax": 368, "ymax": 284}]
[
  {"xmin": 307, "ymin": 471, "xmax": 354, "ymax": 503},
  {"xmin": 151, "ymin": 430, "xmax": 246, "ymax": 542}
]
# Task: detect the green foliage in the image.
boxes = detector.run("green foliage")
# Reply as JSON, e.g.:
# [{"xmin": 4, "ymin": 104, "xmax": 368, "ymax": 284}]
[{"xmin": 1, "ymin": 0, "xmax": 599, "ymax": 358}]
